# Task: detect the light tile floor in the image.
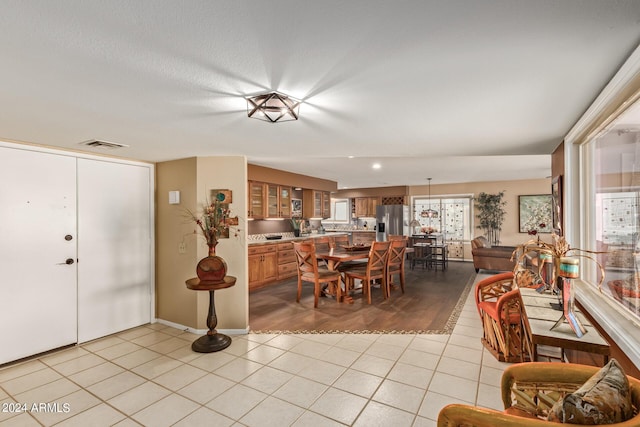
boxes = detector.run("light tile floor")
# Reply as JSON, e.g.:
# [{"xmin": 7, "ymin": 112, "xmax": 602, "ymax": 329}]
[{"xmin": 0, "ymin": 287, "xmax": 511, "ymax": 426}]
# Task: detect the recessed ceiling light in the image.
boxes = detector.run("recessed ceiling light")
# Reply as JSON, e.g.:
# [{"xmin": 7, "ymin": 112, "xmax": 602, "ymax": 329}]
[
  {"xmin": 347, "ymin": 156, "xmax": 354, "ymax": 159},
  {"xmin": 372, "ymin": 163, "xmax": 381, "ymax": 169}
]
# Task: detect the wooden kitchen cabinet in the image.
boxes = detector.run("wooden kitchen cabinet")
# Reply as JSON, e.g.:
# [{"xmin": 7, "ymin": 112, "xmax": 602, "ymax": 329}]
[
  {"xmin": 250, "ymin": 182, "xmax": 292, "ymax": 219},
  {"xmin": 248, "ymin": 234, "xmax": 349, "ymax": 290},
  {"xmin": 248, "ymin": 244, "xmax": 278, "ymax": 289},
  {"xmin": 355, "ymin": 197, "xmax": 379, "ymax": 217},
  {"xmin": 278, "ymin": 186, "xmax": 292, "ymax": 218},
  {"xmin": 303, "ymin": 189, "xmax": 331, "ymax": 218},
  {"xmin": 322, "ymin": 192, "xmax": 330, "ymax": 218},
  {"xmin": 276, "ymin": 242, "xmax": 297, "ymax": 280},
  {"xmin": 248, "ymin": 181, "xmax": 266, "ymax": 219}
]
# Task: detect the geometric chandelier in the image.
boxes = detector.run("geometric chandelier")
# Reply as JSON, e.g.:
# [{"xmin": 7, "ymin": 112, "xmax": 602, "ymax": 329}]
[{"xmin": 247, "ymin": 92, "xmax": 300, "ymax": 123}]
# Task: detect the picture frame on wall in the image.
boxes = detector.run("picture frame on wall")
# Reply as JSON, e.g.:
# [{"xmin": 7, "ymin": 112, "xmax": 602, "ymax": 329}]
[
  {"xmin": 519, "ymin": 194, "xmax": 553, "ymax": 234},
  {"xmin": 291, "ymin": 198, "xmax": 302, "ymax": 217},
  {"xmin": 552, "ymin": 176, "xmax": 563, "ymax": 234}
]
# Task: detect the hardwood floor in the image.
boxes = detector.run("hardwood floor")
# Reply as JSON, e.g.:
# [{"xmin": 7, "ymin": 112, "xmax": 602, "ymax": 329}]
[{"xmin": 249, "ymin": 260, "xmax": 477, "ymax": 332}]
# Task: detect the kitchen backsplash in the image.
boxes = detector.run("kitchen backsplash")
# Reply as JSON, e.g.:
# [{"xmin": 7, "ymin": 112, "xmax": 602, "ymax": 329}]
[{"xmin": 247, "ymin": 218, "xmax": 324, "ymax": 235}]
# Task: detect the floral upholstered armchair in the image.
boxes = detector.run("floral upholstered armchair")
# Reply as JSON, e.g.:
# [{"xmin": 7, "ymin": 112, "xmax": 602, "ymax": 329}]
[{"xmin": 437, "ymin": 360, "xmax": 640, "ymax": 426}]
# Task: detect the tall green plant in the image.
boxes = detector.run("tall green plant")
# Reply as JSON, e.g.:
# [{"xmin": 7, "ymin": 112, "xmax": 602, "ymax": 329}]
[{"xmin": 475, "ymin": 191, "xmax": 506, "ymax": 245}]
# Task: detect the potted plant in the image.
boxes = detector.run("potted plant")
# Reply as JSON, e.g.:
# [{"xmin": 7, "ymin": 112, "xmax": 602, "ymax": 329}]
[
  {"xmin": 475, "ymin": 191, "xmax": 506, "ymax": 246},
  {"xmin": 291, "ymin": 218, "xmax": 303, "ymax": 237}
]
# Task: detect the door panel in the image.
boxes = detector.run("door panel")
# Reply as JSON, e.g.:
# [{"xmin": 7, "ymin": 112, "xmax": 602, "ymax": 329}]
[
  {"xmin": 77, "ymin": 159, "xmax": 152, "ymax": 342},
  {"xmin": 0, "ymin": 148, "xmax": 77, "ymax": 364}
]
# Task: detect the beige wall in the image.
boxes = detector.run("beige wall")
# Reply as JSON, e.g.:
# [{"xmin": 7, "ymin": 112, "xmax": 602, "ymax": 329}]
[
  {"xmin": 156, "ymin": 156, "xmax": 248, "ymax": 331},
  {"xmin": 409, "ymin": 178, "xmax": 552, "ymax": 247},
  {"xmin": 156, "ymin": 158, "xmax": 199, "ymax": 327}
]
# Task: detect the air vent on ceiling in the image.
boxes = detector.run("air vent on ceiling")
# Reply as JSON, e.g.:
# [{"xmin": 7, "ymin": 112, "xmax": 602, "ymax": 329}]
[{"xmin": 79, "ymin": 139, "xmax": 129, "ymax": 149}]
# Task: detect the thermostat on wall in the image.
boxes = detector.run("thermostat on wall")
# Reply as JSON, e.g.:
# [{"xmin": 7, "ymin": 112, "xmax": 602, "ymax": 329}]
[{"xmin": 168, "ymin": 190, "xmax": 180, "ymax": 205}]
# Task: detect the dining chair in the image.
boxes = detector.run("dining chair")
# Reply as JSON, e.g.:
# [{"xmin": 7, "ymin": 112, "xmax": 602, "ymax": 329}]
[
  {"xmin": 313, "ymin": 236, "xmax": 331, "ymax": 252},
  {"xmin": 293, "ymin": 241, "xmax": 342, "ymax": 307},
  {"xmin": 429, "ymin": 244, "xmax": 448, "ymax": 271},
  {"xmin": 332, "ymin": 234, "xmax": 349, "ymax": 247},
  {"xmin": 388, "ymin": 235, "xmax": 406, "ymax": 241},
  {"xmin": 475, "ymin": 272, "xmax": 526, "ymax": 363},
  {"xmin": 410, "ymin": 239, "xmax": 432, "ymax": 270},
  {"xmin": 344, "ymin": 240, "xmax": 391, "ymax": 304},
  {"xmin": 313, "ymin": 236, "xmax": 331, "ymax": 267},
  {"xmin": 386, "ymin": 239, "xmax": 407, "ymax": 295}
]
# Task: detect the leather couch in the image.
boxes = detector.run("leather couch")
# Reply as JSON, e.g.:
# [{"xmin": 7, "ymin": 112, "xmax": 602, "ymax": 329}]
[{"xmin": 471, "ymin": 236, "xmax": 517, "ymax": 272}]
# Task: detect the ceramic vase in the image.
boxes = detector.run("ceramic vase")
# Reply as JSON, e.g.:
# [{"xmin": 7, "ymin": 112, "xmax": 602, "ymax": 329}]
[{"xmin": 196, "ymin": 243, "xmax": 227, "ymax": 283}]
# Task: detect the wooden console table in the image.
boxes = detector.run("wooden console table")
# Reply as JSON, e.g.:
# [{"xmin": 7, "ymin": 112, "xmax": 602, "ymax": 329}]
[
  {"xmin": 185, "ymin": 276, "xmax": 236, "ymax": 353},
  {"xmin": 519, "ymin": 287, "xmax": 610, "ymax": 363}
]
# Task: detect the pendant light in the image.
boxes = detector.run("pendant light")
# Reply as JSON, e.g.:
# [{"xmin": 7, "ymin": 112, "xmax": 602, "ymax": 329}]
[{"xmin": 425, "ymin": 178, "xmax": 439, "ymax": 218}]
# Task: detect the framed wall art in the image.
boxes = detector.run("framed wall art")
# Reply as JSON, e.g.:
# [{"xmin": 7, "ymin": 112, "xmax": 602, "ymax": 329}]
[
  {"xmin": 552, "ymin": 176, "xmax": 563, "ymax": 234},
  {"xmin": 519, "ymin": 194, "xmax": 553, "ymax": 234},
  {"xmin": 291, "ymin": 198, "xmax": 302, "ymax": 218}
]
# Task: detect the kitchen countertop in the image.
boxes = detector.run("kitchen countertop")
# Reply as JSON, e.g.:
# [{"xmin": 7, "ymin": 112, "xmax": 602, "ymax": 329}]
[
  {"xmin": 248, "ymin": 232, "xmax": 350, "ymax": 245},
  {"xmin": 323, "ymin": 229, "xmax": 376, "ymax": 233}
]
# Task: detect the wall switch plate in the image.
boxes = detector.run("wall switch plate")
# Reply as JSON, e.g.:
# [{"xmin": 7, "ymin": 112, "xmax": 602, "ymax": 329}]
[
  {"xmin": 178, "ymin": 242, "xmax": 186, "ymax": 253},
  {"xmin": 169, "ymin": 190, "xmax": 180, "ymax": 205}
]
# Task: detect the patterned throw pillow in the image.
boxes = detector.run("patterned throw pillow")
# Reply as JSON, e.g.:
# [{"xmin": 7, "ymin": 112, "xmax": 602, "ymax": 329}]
[{"xmin": 547, "ymin": 359, "xmax": 633, "ymax": 424}]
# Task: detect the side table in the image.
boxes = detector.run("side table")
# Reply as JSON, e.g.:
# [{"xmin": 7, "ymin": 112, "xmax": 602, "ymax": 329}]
[{"xmin": 185, "ymin": 276, "xmax": 236, "ymax": 353}]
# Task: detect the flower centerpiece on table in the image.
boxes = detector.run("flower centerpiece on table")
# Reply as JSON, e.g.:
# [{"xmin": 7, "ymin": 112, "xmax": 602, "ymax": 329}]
[{"xmin": 421, "ymin": 226, "xmax": 436, "ymax": 234}]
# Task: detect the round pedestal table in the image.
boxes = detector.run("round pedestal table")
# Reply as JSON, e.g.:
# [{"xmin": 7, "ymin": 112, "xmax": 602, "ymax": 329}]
[{"xmin": 185, "ymin": 276, "xmax": 236, "ymax": 353}]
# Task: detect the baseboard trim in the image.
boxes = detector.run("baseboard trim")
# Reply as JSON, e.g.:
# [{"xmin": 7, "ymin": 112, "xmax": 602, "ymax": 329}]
[{"xmin": 155, "ymin": 318, "xmax": 249, "ymax": 335}]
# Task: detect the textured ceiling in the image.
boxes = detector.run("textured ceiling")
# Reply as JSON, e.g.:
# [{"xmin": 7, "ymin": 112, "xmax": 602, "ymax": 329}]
[{"xmin": 1, "ymin": 1, "xmax": 640, "ymax": 188}]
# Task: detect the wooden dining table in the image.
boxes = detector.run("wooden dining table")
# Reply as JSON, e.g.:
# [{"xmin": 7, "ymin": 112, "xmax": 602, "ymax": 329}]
[
  {"xmin": 316, "ymin": 247, "xmax": 370, "ymax": 270},
  {"xmin": 315, "ymin": 246, "xmax": 370, "ymax": 303}
]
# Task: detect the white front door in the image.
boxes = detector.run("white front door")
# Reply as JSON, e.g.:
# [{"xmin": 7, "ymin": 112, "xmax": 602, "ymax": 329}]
[
  {"xmin": 77, "ymin": 159, "xmax": 152, "ymax": 342},
  {"xmin": 0, "ymin": 147, "xmax": 78, "ymax": 364}
]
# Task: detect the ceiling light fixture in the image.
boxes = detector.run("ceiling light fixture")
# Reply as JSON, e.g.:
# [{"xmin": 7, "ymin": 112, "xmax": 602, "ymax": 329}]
[
  {"xmin": 421, "ymin": 178, "xmax": 439, "ymax": 219},
  {"xmin": 372, "ymin": 163, "xmax": 381, "ymax": 169},
  {"xmin": 247, "ymin": 92, "xmax": 300, "ymax": 123}
]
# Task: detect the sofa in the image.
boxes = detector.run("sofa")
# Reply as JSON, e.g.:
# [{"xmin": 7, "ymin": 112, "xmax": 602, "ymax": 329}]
[{"xmin": 471, "ymin": 236, "xmax": 517, "ymax": 272}]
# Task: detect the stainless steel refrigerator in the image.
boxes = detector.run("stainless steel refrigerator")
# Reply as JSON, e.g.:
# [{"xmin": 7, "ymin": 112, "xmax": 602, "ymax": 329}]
[{"xmin": 376, "ymin": 205, "xmax": 410, "ymax": 241}]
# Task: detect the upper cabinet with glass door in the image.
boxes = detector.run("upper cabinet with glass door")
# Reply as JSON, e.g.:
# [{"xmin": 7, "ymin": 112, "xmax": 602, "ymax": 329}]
[
  {"xmin": 248, "ymin": 181, "xmax": 265, "ymax": 219},
  {"xmin": 303, "ymin": 189, "xmax": 331, "ymax": 218},
  {"xmin": 278, "ymin": 186, "xmax": 292, "ymax": 218},
  {"xmin": 265, "ymin": 183, "xmax": 292, "ymax": 218}
]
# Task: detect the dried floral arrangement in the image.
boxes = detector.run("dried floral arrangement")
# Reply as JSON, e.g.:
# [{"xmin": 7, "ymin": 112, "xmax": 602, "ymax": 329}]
[
  {"xmin": 511, "ymin": 233, "xmax": 606, "ymax": 290},
  {"xmin": 185, "ymin": 191, "xmax": 239, "ymax": 251}
]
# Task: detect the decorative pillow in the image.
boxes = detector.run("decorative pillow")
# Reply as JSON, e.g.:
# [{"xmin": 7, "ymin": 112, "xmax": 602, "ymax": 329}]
[{"xmin": 547, "ymin": 359, "xmax": 633, "ymax": 424}]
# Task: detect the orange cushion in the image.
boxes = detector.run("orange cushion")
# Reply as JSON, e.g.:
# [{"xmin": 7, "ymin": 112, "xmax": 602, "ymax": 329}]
[{"xmin": 478, "ymin": 301, "xmax": 520, "ymax": 324}]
